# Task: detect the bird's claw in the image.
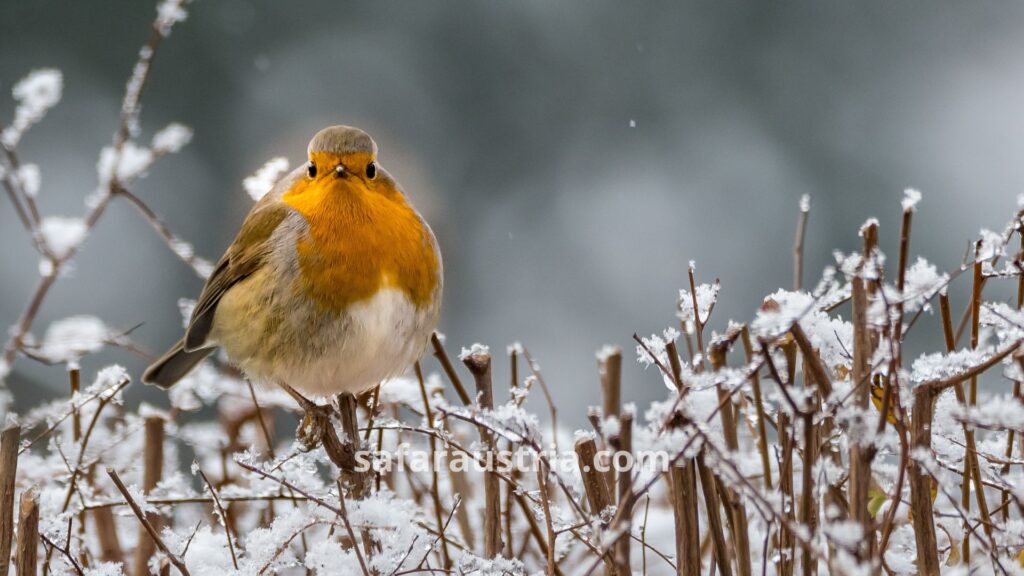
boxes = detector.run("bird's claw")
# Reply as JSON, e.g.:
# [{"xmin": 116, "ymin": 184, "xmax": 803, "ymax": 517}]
[{"xmin": 296, "ymin": 403, "xmax": 333, "ymax": 452}]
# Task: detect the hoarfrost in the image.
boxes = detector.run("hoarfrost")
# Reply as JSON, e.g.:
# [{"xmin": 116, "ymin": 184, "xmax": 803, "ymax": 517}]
[
  {"xmin": 909, "ymin": 347, "xmax": 992, "ymax": 387},
  {"xmin": 677, "ymin": 281, "xmax": 719, "ymax": 325},
  {"xmin": 901, "ymin": 188, "xmax": 922, "ymax": 211},
  {"xmin": 2, "ymin": 68, "xmax": 63, "ymax": 146},
  {"xmin": 902, "ymin": 257, "xmax": 947, "ymax": 312},
  {"xmin": 752, "ymin": 289, "xmax": 852, "ymax": 370},
  {"xmin": 243, "ymin": 157, "xmax": 289, "ymax": 201},
  {"xmin": 16, "ymin": 163, "xmax": 40, "ymax": 197},
  {"xmin": 977, "ymin": 228, "xmax": 1005, "ymax": 262},
  {"xmin": 155, "ymin": 0, "xmax": 189, "ymax": 35},
  {"xmin": 98, "ymin": 142, "xmax": 153, "ymax": 185},
  {"xmin": 35, "ymin": 315, "xmax": 113, "ymax": 365},
  {"xmin": 459, "ymin": 342, "xmax": 490, "ymax": 360},
  {"xmin": 39, "ymin": 216, "xmax": 87, "ymax": 258},
  {"xmin": 151, "ymin": 122, "xmax": 193, "ymax": 154},
  {"xmin": 953, "ymin": 396, "xmax": 1024, "ymax": 431}
]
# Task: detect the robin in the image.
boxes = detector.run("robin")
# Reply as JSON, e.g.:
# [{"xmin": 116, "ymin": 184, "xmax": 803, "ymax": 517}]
[{"xmin": 142, "ymin": 125, "xmax": 443, "ymax": 437}]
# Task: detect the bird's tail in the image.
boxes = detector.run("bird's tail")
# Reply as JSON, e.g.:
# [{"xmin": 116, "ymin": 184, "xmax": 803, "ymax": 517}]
[{"xmin": 142, "ymin": 338, "xmax": 214, "ymax": 388}]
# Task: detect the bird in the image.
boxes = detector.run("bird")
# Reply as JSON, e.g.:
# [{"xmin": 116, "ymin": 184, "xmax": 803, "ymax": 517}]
[{"xmin": 142, "ymin": 125, "xmax": 443, "ymax": 439}]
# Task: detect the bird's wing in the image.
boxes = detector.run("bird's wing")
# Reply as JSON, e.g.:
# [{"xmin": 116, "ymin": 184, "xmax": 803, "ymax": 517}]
[{"xmin": 183, "ymin": 170, "xmax": 301, "ymax": 351}]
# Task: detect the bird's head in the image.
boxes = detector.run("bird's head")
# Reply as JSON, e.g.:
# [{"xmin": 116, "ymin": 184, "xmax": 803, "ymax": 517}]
[{"xmin": 301, "ymin": 125, "xmax": 398, "ymax": 198}]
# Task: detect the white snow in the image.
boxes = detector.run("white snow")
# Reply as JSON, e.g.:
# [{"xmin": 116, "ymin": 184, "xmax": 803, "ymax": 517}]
[
  {"xmin": 901, "ymin": 257, "xmax": 947, "ymax": 312},
  {"xmin": 953, "ymin": 396, "xmax": 1024, "ymax": 431},
  {"xmin": 36, "ymin": 315, "xmax": 112, "ymax": 365},
  {"xmin": 151, "ymin": 123, "xmax": 193, "ymax": 154},
  {"xmin": 459, "ymin": 342, "xmax": 490, "ymax": 360},
  {"xmin": 677, "ymin": 282, "xmax": 720, "ymax": 325},
  {"xmin": 752, "ymin": 289, "xmax": 852, "ymax": 371},
  {"xmin": 2, "ymin": 68, "xmax": 63, "ymax": 147},
  {"xmin": 636, "ymin": 328, "xmax": 682, "ymax": 389},
  {"xmin": 242, "ymin": 157, "xmax": 289, "ymax": 201},
  {"xmin": 595, "ymin": 344, "xmax": 620, "ymax": 362},
  {"xmin": 901, "ymin": 188, "xmax": 922, "ymax": 211},
  {"xmin": 97, "ymin": 142, "xmax": 154, "ymax": 185},
  {"xmin": 909, "ymin": 347, "xmax": 992, "ymax": 387},
  {"xmin": 976, "ymin": 228, "xmax": 1005, "ymax": 261},
  {"xmin": 39, "ymin": 216, "xmax": 87, "ymax": 258},
  {"xmin": 859, "ymin": 217, "xmax": 879, "ymax": 236},
  {"xmin": 155, "ymin": 0, "xmax": 189, "ymax": 35},
  {"xmin": 16, "ymin": 163, "xmax": 40, "ymax": 197}
]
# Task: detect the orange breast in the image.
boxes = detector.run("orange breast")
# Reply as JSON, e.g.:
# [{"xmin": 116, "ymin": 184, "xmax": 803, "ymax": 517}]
[{"xmin": 282, "ymin": 175, "xmax": 439, "ymax": 313}]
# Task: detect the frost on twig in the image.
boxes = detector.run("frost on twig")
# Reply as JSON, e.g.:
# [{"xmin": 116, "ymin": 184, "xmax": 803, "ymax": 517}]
[
  {"xmin": 1, "ymin": 69, "xmax": 63, "ymax": 148},
  {"xmin": 243, "ymin": 157, "xmax": 290, "ymax": 201}
]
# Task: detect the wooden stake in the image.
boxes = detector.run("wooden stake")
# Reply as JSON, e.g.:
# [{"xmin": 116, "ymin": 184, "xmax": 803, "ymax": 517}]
[
  {"xmin": 134, "ymin": 417, "xmax": 164, "ymax": 576},
  {"xmin": 575, "ymin": 437, "xmax": 612, "ymax": 520},
  {"xmin": 0, "ymin": 424, "xmax": 20, "ymax": 576},
  {"xmin": 91, "ymin": 505, "xmax": 123, "ymax": 565},
  {"xmin": 613, "ymin": 413, "xmax": 633, "ymax": 576},
  {"xmin": 670, "ymin": 462, "xmax": 700, "ymax": 576},
  {"xmin": 574, "ymin": 436, "xmax": 617, "ymax": 576},
  {"xmin": 696, "ymin": 455, "xmax": 733, "ymax": 576},
  {"xmin": 908, "ymin": 389, "xmax": 940, "ymax": 574},
  {"xmin": 599, "ymin": 347, "xmax": 622, "ymax": 419},
  {"xmin": 707, "ymin": 334, "xmax": 751, "ymax": 576},
  {"xmin": 14, "ymin": 487, "xmax": 38, "ymax": 576},
  {"xmin": 599, "ymin": 347, "xmax": 622, "ymax": 496},
  {"xmin": 848, "ymin": 222, "xmax": 877, "ymax": 562},
  {"xmin": 463, "ymin": 349, "xmax": 503, "ymax": 558}
]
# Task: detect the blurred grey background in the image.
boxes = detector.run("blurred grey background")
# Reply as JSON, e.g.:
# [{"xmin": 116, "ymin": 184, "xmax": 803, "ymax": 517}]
[{"xmin": 2, "ymin": 1, "xmax": 1022, "ymax": 419}]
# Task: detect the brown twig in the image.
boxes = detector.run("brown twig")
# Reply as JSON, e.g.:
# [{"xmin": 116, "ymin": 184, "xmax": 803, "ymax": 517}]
[
  {"xmin": 794, "ymin": 195, "xmax": 809, "ymax": 291},
  {"xmin": 40, "ymin": 530, "xmax": 85, "ymax": 576},
  {"xmin": 696, "ymin": 454, "xmax": 733, "ymax": 576},
  {"xmin": 106, "ymin": 468, "xmax": 190, "ymax": 576},
  {"xmin": 536, "ymin": 466, "xmax": 558, "ymax": 576},
  {"xmin": 741, "ymin": 326, "xmax": 773, "ymax": 491},
  {"xmin": 196, "ymin": 466, "xmax": 239, "ymax": 570},
  {"xmin": 430, "ymin": 332, "xmax": 471, "ymax": 405},
  {"xmin": 116, "ymin": 185, "xmax": 211, "ymax": 278},
  {"xmin": 415, "ymin": 362, "xmax": 452, "ymax": 569},
  {"xmin": 336, "ymin": 481, "xmax": 371, "ymax": 576},
  {"xmin": 522, "ymin": 346, "xmax": 560, "ymax": 452}
]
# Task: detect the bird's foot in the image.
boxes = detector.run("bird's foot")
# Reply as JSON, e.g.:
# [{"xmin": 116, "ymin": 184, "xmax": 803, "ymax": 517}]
[
  {"xmin": 296, "ymin": 405, "xmax": 335, "ymax": 452},
  {"xmin": 280, "ymin": 383, "xmax": 334, "ymax": 452}
]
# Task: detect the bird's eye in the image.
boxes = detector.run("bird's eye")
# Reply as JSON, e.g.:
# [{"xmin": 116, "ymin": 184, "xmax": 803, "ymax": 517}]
[
  {"xmin": 306, "ymin": 161, "xmax": 317, "ymax": 178},
  {"xmin": 366, "ymin": 162, "xmax": 377, "ymax": 180}
]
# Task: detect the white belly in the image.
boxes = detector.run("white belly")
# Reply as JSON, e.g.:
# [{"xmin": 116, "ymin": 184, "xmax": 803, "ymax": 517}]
[
  {"xmin": 214, "ymin": 278, "xmax": 439, "ymax": 398},
  {"xmin": 276, "ymin": 287, "xmax": 437, "ymax": 397}
]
